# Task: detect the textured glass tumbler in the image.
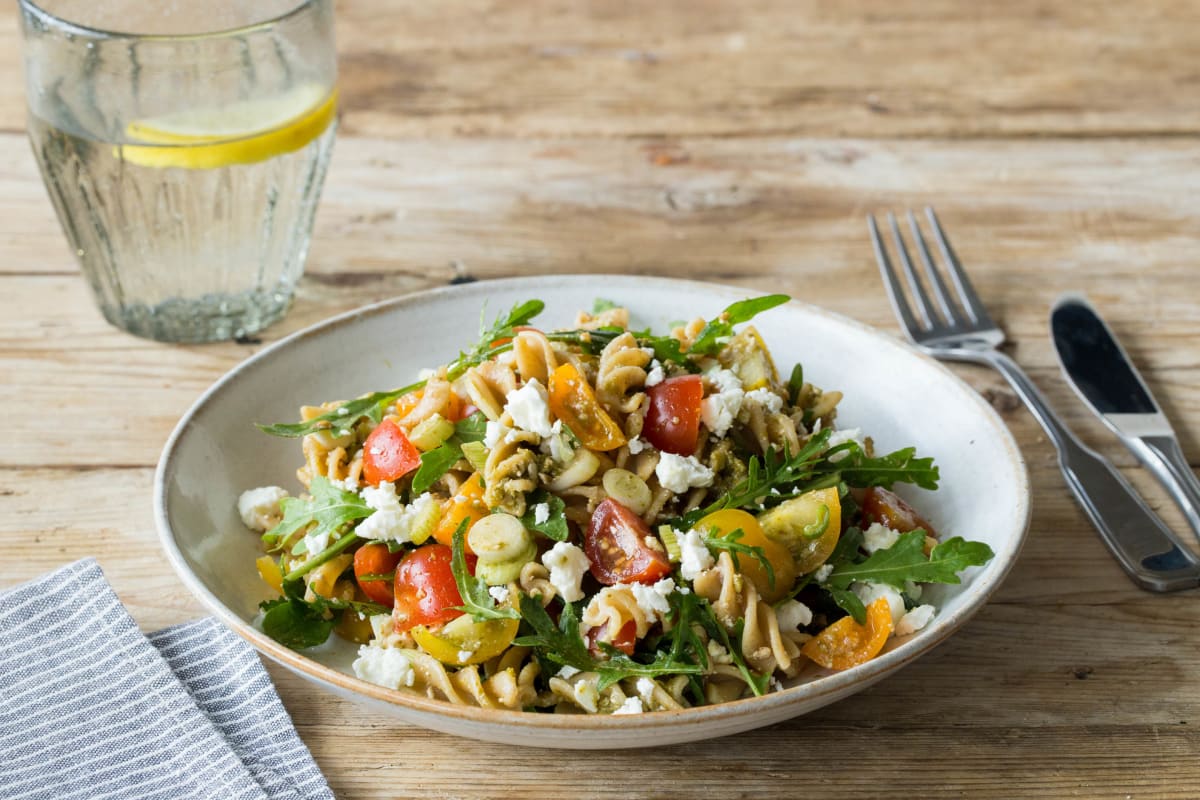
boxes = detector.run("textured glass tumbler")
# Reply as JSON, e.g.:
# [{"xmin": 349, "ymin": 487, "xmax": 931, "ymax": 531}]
[{"xmin": 20, "ymin": 0, "xmax": 337, "ymax": 343}]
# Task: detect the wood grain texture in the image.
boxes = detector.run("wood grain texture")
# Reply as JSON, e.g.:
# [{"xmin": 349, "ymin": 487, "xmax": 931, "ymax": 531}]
[{"xmin": 2, "ymin": 0, "xmax": 1200, "ymax": 796}]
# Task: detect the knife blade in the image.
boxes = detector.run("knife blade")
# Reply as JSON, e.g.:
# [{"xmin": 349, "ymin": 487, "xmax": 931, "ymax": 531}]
[{"xmin": 1051, "ymin": 293, "xmax": 1200, "ymax": 544}]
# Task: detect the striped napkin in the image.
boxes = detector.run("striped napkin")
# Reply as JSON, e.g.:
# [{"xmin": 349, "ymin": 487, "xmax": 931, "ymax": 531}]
[{"xmin": 0, "ymin": 559, "xmax": 334, "ymax": 800}]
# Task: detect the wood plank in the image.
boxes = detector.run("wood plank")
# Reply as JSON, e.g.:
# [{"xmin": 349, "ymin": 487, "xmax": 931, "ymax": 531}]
[{"xmin": 4, "ymin": 2, "xmax": 1200, "ymax": 139}]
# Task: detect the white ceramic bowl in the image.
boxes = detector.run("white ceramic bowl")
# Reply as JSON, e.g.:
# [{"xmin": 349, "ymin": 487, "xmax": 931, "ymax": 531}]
[{"xmin": 155, "ymin": 275, "xmax": 1029, "ymax": 749}]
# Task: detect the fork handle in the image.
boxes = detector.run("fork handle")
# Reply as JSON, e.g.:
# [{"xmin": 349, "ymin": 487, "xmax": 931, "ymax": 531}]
[{"xmin": 952, "ymin": 349, "xmax": 1200, "ymax": 592}]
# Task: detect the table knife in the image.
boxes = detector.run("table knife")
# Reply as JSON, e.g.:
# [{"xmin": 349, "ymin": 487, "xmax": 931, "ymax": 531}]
[{"xmin": 1051, "ymin": 294, "xmax": 1200, "ymax": 583}]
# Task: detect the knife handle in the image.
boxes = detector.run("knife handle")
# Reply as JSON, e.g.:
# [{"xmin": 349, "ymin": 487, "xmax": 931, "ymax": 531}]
[
  {"xmin": 1126, "ymin": 435, "xmax": 1200, "ymax": 542},
  {"xmin": 977, "ymin": 351, "xmax": 1200, "ymax": 592}
]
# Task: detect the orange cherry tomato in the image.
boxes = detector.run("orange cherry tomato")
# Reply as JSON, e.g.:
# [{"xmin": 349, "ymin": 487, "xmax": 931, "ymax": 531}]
[
  {"xmin": 695, "ymin": 509, "xmax": 796, "ymax": 603},
  {"xmin": 353, "ymin": 543, "xmax": 404, "ymax": 607},
  {"xmin": 801, "ymin": 596, "xmax": 894, "ymax": 670},
  {"xmin": 861, "ymin": 487, "xmax": 938, "ymax": 537},
  {"xmin": 643, "ymin": 375, "xmax": 703, "ymax": 456},
  {"xmin": 431, "ymin": 472, "xmax": 488, "ymax": 553},
  {"xmin": 393, "ymin": 544, "xmax": 477, "ymax": 633},
  {"xmin": 489, "ymin": 325, "xmax": 539, "ymax": 348},
  {"xmin": 393, "ymin": 389, "xmax": 424, "ymax": 420},
  {"xmin": 362, "ymin": 419, "xmax": 422, "ymax": 486},
  {"xmin": 585, "ymin": 499, "xmax": 671, "ymax": 586},
  {"xmin": 547, "ymin": 362, "xmax": 626, "ymax": 451}
]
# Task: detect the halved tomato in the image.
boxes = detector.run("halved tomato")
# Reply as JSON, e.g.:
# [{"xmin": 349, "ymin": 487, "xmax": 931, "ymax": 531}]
[
  {"xmin": 353, "ymin": 542, "xmax": 404, "ymax": 607},
  {"xmin": 548, "ymin": 362, "xmax": 626, "ymax": 451},
  {"xmin": 801, "ymin": 596, "xmax": 894, "ymax": 670},
  {"xmin": 585, "ymin": 499, "xmax": 671, "ymax": 585},
  {"xmin": 861, "ymin": 487, "xmax": 938, "ymax": 537},
  {"xmin": 695, "ymin": 509, "xmax": 796, "ymax": 603},
  {"xmin": 362, "ymin": 419, "xmax": 421, "ymax": 486},
  {"xmin": 643, "ymin": 375, "xmax": 703, "ymax": 456},
  {"xmin": 393, "ymin": 544, "xmax": 477, "ymax": 632}
]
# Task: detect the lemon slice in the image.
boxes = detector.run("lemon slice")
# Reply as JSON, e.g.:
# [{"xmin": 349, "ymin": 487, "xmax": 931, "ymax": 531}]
[{"xmin": 120, "ymin": 83, "xmax": 337, "ymax": 169}]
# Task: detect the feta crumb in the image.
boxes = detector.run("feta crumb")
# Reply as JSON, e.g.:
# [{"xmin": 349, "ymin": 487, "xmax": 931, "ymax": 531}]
[
  {"xmin": 627, "ymin": 578, "xmax": 676, "ymax": 624},
  {"xmin": 504, "ymin": 378, "xmax": 554, "ymax": 437},
  {"xmin": 533, "ymin": 502, "xmax": 550, "ymax": 525},
  {"xmin": 368, "ymin": 613, "xmax": 395, "ymax": 642},
  {"xmin": 356, "ymin": 492, "xmax": 438, "ymax": 544},
  {"xmin": 706, "ymin": 367, "xmax": 742, "ymax": 394},
  {"xmin": 863, "ymin": 522, "xmax": 901, "ymax": 554},
  {"xmin": 457, "ymin": 649, "xmax": 474, "ymax": 663},
  {"xmin": 612, "ymin": 696, "xmax": 644, "ymax": 715},
  {"xmin": 327, "ymin": 475, "xmax": 360, "ymax": 492},
  {"xmin": 678, "ymin": 529, "xmax": 715, "ymax": 580},
  {"xmin": 813, "ymin": 563, "xmax": 834, "ymax": 583},
  {"xmin": 488, "ymin": 585, "xmax": 511, "ymax": 605},
  {"xmin": 573, "ymin": 681, "xmax": 600, "ymax": 713},
  {"xmin": 706, "ymin": 639, "xmax": 734, "ymax": 664},
  {"xmin": 352, "ymin": 644, "xmax": 415, "ymax": 689},
  {"xmin": 743, "ymin": 387, "xmax": 784, "ymax": 415},
  {"xmin": 905, "ymin": 580, "xmax": 923, "ymax": 601},
  {"xmin": 301, "ymin": 529, "xmax": 331, "ymax": 558},
  {"xmin": 484, "ymin": 419, "xmax": 512, "ymax": 449},
  {"xmin": 896, "ymin": 604, "xmax": 936, "ymax": 636},
  {"xmin": 852, "ymin": 581, "xmax": 906, "ymax": 627},
  {"xmin": 556, "ymin": 665, "xmax": 581, "ymax": 680},
  {"xmin": 237, "ymin": 486, "xmax": 289, "ymax": 532},
  {"xmin": 635, "ymin": 677, "xmax": 657, "ymax": 703},
  {"xmin": 645, "ymin": 360, "xmax": 665, "ymax": 387},
  {"xmin": 360, "ymin": 480, "xmax": 401, "ymax": 511},
  {"xmin": 825, "ymin": 427, "xmax": 867, "ymax": 462},
  {"xmin": 700, "ymin": 368, "xmax": 745, "ymax": 438},
  {"xmin": 655, "ymin": 452, "xmax": 715, "ymax": 493},
  {"xmin": 775, "ymin": 599, "xmax": 814, "ymax": 631},
  {"xmin": 538, "ymin": 420, "xmax": 573, "ymax": 463},
  {"xmin": 626, "ymin": 436, "xmax": 646, "ymax": 454},
  {"xmin": 542, "ymin": 541, "xmax": 591, "ymax": 603}
]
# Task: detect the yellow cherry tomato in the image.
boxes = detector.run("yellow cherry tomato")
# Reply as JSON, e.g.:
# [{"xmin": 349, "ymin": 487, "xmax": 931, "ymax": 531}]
[
  {"xmin": 432, "ymin": 472, "xmax": 488, "ymax": 551},
  {"xmin": 255, "ymin": 555, "xmax": 284, "ymax": 595},
  {"xmin": 756, "ymin": 487, "xmax": 842, "ymax": 574},
  {"xmin": 411, "ymin": 615, "xmax": 520, "ymax": 667},
  {"xmin": 801, "ymin": 596, "xmax": 894, "ymax": 670},
  {"xmin": 695, "ymin": 509, "xmax": 797, "ymax": 603},
  {"xmin": 547, "ymin": 362, "xmax": 627, "ymax": 451}
]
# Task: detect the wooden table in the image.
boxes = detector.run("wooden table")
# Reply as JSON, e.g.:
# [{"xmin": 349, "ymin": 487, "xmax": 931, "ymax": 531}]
[{"xmin": 3, "ymin": 2, "xmax": 1199, "ymax": 797}]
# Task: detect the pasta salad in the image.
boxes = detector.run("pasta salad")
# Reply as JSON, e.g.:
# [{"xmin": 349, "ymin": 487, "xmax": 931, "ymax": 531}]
[{"xmin": 238, "ymin": 295, "xmax": 993, "ymax": 714}]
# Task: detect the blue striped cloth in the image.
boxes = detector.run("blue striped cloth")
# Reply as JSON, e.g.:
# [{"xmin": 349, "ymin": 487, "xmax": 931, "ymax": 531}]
[{"xmin": 0, "ymin": 559, "xmax": 334, "ymax": 800}]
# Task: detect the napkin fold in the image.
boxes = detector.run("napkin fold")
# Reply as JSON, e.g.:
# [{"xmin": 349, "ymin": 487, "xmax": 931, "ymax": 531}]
[{"xmin": 0, "ymin": 559, "xmax": 334, "ymax": 800}]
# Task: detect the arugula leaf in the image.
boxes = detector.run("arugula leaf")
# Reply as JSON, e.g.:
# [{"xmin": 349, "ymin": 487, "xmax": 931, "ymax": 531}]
[
  {"xmin": 827, "ymin": 531, "xmax": 994, "ymax": 591},
  {"xmin": 257, "ymin": 382, "xmax": 424, "ymax": 439},
  {"xmin": 592, "ymin": 298, "xmax": 619, "ymax": 313},
  {"xmin": 832, "ymin": 446, "xmax": 941, "ymax": 491},
  {"xmin": 688, "ymin": 294, "xmax": 790, "ymax": 356},
  {"xmin": 702, "ymin": 527, "xmax": 775, "ymax": 590},
  {"xmin": 827, "ymin": 587, "xmax": 868, "ymax": 625},
  {"xmin": 445, "ymin": 299, "xmax": 545, "ymax": 381},
  {"xmin": 412, "ymin": 442, "xmax": 463, "ymax": 494},
  {"xmin": 520, "ymin": 491, "xmax": 569, "ymax": 542},
  {"xmin": 451, "ymin": 523, "xmax": 520, "ymax": 621},
  {"xmin": 513, "ymin": 595, "xmax": 596, "ymax": 671},
  {"xmin": 824, "ymin": 526, "xmax": 865, "ymax": 569},
  {"xmin": 262, "ymin": 476, "xmax": 372, "ymax": 550},
  {"xmin": 787, "ymin": 363, "xmax": 804, "ymax": 405},
  {"xmin": 694, "ymin": 598, "xmax": 769, "ymax": 696},
  {"xmin": 284, "ymin": 530, "xmax": 360, "ymax": 581},
  {"xmin": 454, "ymin": 412, "xmax": 488, "ymax": 443},
  {"xmin": 259, "ymin": 598, "xmax": 335, "ymax": 649}
]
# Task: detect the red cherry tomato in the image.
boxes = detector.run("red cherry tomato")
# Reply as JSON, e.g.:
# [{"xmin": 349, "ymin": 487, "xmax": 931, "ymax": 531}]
[
  {"xmin": 393, "ymin": 544, "xmax": 477, "ymax": 632},
  {"xmin": 585, "ymin": 499, "xmax": 671, "ymax": 586},
  {"xmin": 643, "ymin": 375, "xmax": 703, "ymax": 456},
  {"xmin": 362, "ymin": 419, "xmax": 421, "ymax": 486},
  {"xmin": 586, "ymin": 619, "xmax": 637, "ymax": 657},
  {"xmin": 353, "ymin": 543, "xmax": 404, "ymax": 607}
]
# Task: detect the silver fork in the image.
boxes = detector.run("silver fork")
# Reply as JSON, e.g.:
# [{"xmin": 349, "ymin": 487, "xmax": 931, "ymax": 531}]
[{"xmin": 869, "ymin": 208, "xmax": 1200, "ymax": 592}]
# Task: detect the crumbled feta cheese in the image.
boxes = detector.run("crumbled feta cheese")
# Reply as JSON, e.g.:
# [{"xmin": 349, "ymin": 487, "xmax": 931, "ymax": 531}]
[
  {"xmin": 488, "ymin": 585, "xmax": 511, "ymax": 605},
  {"xmin": 655, "ymin": 452, "xmax": 715, "ymax": 493},
  {"xmin": 457, "ymin": 649, "xmax": 475, "ymax": 663},
  {"xmin": 813, "ymin": 563, "xmax": 834, "ymax": 583},
  {"xmin": 327, "ymin": 475, "xmax": 360, "ymax": 492},
  {"xmin": 368, "ymin": 613, "xmax": 395, "ymax": 642},
  {"xmin": 556, "ymin": 665, "xmax": 581, "ymax": 680},
  {"xmin": 825, "ymin": 427, "xmax": 867, "ymax": 462},
  {"xmin": 905, "ymin": 580, "xmax": 923, "ymax": 601},
  {"xmin": 504, "ymin": 378, "xmax": 554, "ymax": 437},
  {"xmin": 573, "ymin": 680, "xmax": 600, "ymax": 713},
  {"xmin": 237, "ymin": 486, "xmax": 289, "ymax": 532},
  {"xmin": 635, "ymin": 677, "xmax": 657, "ymax": 703},
  {"xmin": 896, "ymin": 604, "xmax": 936, "ymax": 636},
  {"xmin": 645, "ymin": 360, "xmax": 665, "ymax": 387},
  {"xmin": 743, "ymin": 387, "xmax": 783, "ymax": 415},
  {"xmin": 706, "ymin": 639, "xmax": 733, "ymax": 664},
  {"xmin": 678, "ymin": 529, "xmax": 715, "ymax": 580},
  {"xmin": 484, "ymin": 419, "xmax": 513, "ymax": 449},
  {"xmin": 627, "ymin": 436, "xmax": 646, "ymax": 454},
  {"xmin": 775, "ymin": 599, "xmax": 814, "ymax": 631},
  {"xmin": 700, "ymin": 367, "xmax": 745, "ymax": 438},
  {"xmin": 852, "ymin": 581, "xmax": 907, "ymax": 627},
  {"xmin": 542, "ymin": 541, "xmax": 591, "ymax": 603},
  {"xmin": 356, "ymin": 492, "xmax": 438, "ymax": 544},
  {"xmin": 538, "ymin": 420, "xmax": 573, "ymax": 463},
  {"xmin": 352, "ymin": 644, "xmax": 415, "ymax": 689},
  {"xmin": 769, "ymin": 677, "xmax": 786, "ymax": 693},
  {"xmin": 612, "ymin": 696, "xmax": 644, "ymax": 715},
  {"xmin": 301, "ymin": 529, "xmax": 331, "ymax": 557},
  {"xmin": 863, "ymin": 522, "xmax": 901, "ymax": 554},
  {"xmin": 628, "ymin": 578, "xmax": 676, "ymax": 624},
  {"xmin": 360, "ymin": 481, "xmax": 400, "ymax": 511},
  {"xmin": 707, "ymin": 367, "xmax": 742, "ymax": 394},
  {"xmin": 533, "ymin": 502, "xmax": 550, "ymax": 525}
]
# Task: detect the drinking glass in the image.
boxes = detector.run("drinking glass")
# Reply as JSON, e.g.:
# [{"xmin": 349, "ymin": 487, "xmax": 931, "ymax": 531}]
[{"xmin": 19, "ymin": 0, "xmax": 337, "ymax": 343}]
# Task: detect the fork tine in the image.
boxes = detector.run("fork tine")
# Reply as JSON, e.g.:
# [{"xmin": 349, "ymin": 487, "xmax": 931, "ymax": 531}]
[
  {"xmin": 868, "ymin": 214, "xmax": 921, "ymax": 341},
  {"xmin": 886, "ymin": 212, "xmax": 938, "ymax": 330},
  {"xmin": 924, "ymin": 207, "xmax": 997, "ymax": 328},
  {"xmin": 906, "ymin": 210, "xmax": 961, "ymax": 325}
]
